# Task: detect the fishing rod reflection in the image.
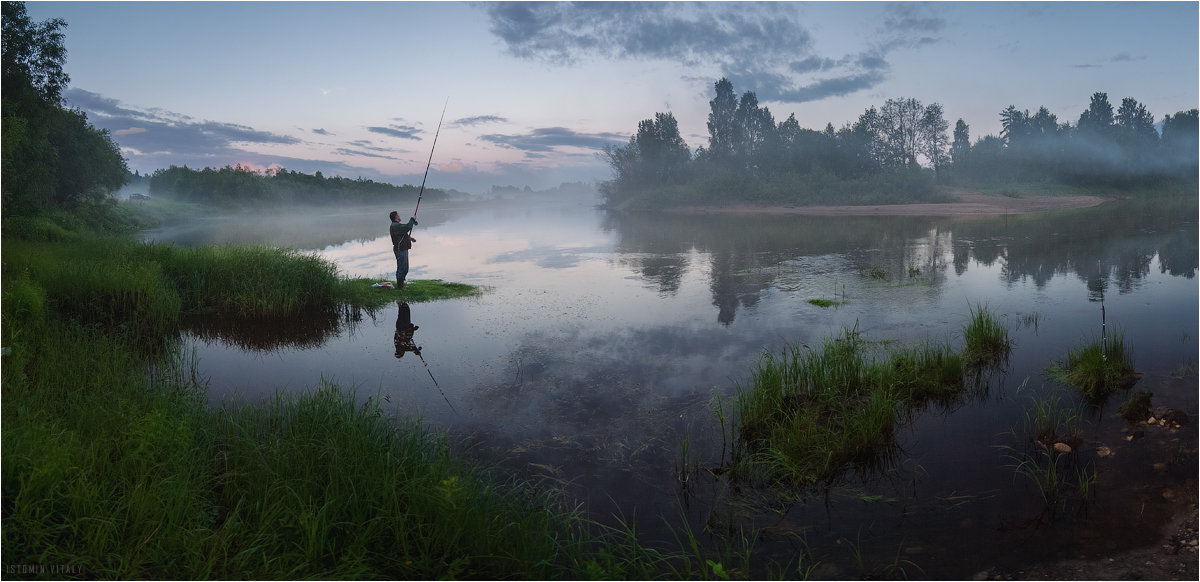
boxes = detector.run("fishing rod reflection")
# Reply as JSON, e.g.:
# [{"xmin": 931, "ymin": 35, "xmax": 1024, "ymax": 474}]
[{"xmin": 394, "ymin": 301, "xmax": 457, "ymax": 412}]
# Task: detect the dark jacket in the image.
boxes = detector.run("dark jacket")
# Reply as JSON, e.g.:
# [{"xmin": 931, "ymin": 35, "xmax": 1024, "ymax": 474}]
[{"xmin": 390, "ymin": 217, "xmax": 417, "ymax": 250}]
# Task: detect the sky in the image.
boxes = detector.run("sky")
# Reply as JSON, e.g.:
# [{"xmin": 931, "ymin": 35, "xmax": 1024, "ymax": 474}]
[{"xmin": 24, "ymin": 1, "xmax": 1200, "ymax": 195}]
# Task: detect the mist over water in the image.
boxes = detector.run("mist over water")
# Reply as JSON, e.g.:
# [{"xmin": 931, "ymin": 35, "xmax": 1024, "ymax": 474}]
[{"xmin": 144, "ymin": 191, "xmax": 1197, "ymax": 577}]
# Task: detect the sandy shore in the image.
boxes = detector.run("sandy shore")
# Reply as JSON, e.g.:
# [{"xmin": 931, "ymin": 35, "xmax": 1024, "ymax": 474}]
[{"xmin": 670, "ymin": 190, "xmax": 1109, "ymax": 217}]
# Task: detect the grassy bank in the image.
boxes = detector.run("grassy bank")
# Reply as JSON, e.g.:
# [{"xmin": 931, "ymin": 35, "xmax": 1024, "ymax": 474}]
[{"xmin": 1, "ymin": 230, "xmax": 721, "ymax": 579}]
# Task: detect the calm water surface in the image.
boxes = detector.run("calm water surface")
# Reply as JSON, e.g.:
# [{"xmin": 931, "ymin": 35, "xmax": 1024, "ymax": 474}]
[{"xmin": 144, "ymin": 193, "xmax": 1198, "ymax": 578}]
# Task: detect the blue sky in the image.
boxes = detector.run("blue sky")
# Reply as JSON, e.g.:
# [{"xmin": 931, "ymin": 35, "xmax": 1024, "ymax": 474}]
[{"xmin": 26, "ymin": 1, "xmax": 1200, "ymax": 194}]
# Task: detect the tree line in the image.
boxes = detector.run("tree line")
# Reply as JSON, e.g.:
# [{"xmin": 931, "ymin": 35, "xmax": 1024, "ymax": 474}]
[
  {"xmin": 602, "ymin": 77, "xmax": 1198, "ymax": 207},
  {"xmin": 148, "ymin": 164, "xmax": 450, "ymax": 207}
]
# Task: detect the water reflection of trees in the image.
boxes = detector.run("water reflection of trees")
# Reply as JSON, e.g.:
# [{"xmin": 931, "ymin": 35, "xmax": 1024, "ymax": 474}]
[
  {"xmin": 181, "ymin": 305, "xmax": 371, "ymax": 351},
  {"xmin": 605, "ymin": 196, "xmax": 1196, "ymax": 323}
]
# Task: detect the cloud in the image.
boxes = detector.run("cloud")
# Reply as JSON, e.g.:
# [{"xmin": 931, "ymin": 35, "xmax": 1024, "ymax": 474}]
[
  {"xmin": 478, "ymin": 126, "xmax": 627, "ymax": 155},
  {"xmin": 487, "ymin": 2, "xmax": 813, "ymax": 66},
  {"xmin": 452, "ymin": 115, "xmax": 509, "ymax": 127},
  {"xmin": 67, "ymin": 88, "xmax": 301, "ymax": 157},
  {"xmin": 333, "ymin": 147, "xmax": 399, "ymax": 160},
  {"xmin": 63, "ymin": 88, "xmax": 401, "ymax": 180},
  {"xmin": 1110, "ymin": 52, "xmax": 1146, "ymax": 63},
  {"xmin": 312, "ymin": 128, "xmax": 332, "ymax": 135},
  {"xmin": 367, "ymin": 122, "xmax": 422, "ymax": 140},
  {"xmin": 484, "ymin": 2, "xmax": 946, "ymax": 105}
]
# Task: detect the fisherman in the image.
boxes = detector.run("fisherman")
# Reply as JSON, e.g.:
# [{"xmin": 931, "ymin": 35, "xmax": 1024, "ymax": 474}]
[{"xmin": 389, "ymin": 210, "xmax": 418, "ymax": 287}]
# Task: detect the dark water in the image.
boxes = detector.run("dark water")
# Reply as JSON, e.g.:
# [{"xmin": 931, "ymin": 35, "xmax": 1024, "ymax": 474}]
[{"xmin": 143, "ymin": 193, "xmax": 1198, "ymax": 578}]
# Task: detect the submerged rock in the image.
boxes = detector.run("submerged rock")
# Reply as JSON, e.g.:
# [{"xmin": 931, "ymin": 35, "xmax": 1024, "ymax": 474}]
[{"xmin": 1161, "ymin": 409, "xmax": 1189, "ymax": 428}]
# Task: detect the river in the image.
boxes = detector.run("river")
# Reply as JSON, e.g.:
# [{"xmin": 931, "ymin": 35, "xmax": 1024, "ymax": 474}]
[{"xmin": 142, "ymin": 191, "xmax": 1198, "ymax": 578}]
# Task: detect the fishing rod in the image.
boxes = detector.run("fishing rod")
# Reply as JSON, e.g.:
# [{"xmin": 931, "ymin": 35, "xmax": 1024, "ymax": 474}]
[
  {"xmin": 415, "ymin": 348, "xmax": 456, "ymax": 414},
  {"xmin": 1099, "ymin": 260, "xmax": 1106, "ymax": 361},
  {"xmin": 412, "ymin": 98, "xmax": 448, "ymax": 221}
]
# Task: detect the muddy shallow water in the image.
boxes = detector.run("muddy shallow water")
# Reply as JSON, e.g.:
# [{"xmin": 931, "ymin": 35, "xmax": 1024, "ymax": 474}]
[{"xmin": 143, "ymin": 193, "xmax": 1198, "ymax": 578}]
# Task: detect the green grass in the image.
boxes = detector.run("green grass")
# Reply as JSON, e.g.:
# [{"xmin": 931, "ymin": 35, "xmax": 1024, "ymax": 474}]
[
  {"xmin": 963, "ymin": 303, "xmax": 1012, "ymax": 367},
  {"xmin": 2, "ymin": 227, "xmax": 746, "ymax": 579},
  {"xmin": 1046, "ymin": 332, "xmax": 1138, "ymax": 401},
  {"xmin": 725, "ymin": 307, "xmax": 1012, "ymax": 488},
  {"xmin": 728, "ymin": 325, "xmax": 971, "ymax": 487},
  {"xmin": 337, "ymin": 278, "xmax": 483, "ymax": 308},
  {"xmin": 807, "ymin": 298, "xmax": 845, "ymax": 308}
]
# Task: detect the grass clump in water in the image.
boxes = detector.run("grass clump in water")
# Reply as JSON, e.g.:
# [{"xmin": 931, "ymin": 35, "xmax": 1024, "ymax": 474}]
[
  {"xmin": 730, "ymin": 326, "xmax": 966, "ymax": 486},
  {"xmin": 999, "ymin": 388, "xmax": 1095, "ymax": 511},
  {"xmin": 733, "ymin": 328, "xmax": 897, "ymax": 485},
  {"xmin": 963, "ymin": 303, "xmax": 1012, "ymax": 367},
  {"xmin": 1046, "ymin": 332, "xmax": 1138, "ymax": 401},
  {"xmin": 807, "ymin": 298, "xmax": 845, "ymax": 308}
]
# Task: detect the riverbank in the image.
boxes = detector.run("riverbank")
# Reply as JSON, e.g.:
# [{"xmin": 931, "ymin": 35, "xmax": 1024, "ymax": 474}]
[
  {"xmin": 3, "ymin": 231, "xmax": 699, "ymax": 579},
  {"xmin": 670, "ymin": 189, "xmax": 1108, "ymax": 217}
]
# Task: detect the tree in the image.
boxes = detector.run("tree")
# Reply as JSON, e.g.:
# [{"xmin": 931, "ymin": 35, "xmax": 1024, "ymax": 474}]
[
  {"xmin": 3, "ymin": 1, "xmax": 127, "ymax": 215},
  {"xmin": 1160, "ymin": 108, "xmax": 1198, "ymax": 176},
  {"xmin": 951, "ymin": 119, "xmax": 970, "ymax": 164},
  {"xmin": 1115, "ymin": 97, "xmax": 1157, "ymax": 144},
  {"xmin": 1161, "ymin": 109, "xmax": 1198, "ymax": 145},
  {"xmin": 733, "ymin": 90, "xmax": 775, "ymax": 171},
  {"xmin": 877, "ymin": 97, "xmax": 924, "ymax": 168},
  {"xmin": 705, "ymin": 78, "xmax": 738, "ymax": 167},
  {"xmin": 634, "ymin": 112, "xmax": 691, "ymax": 184},
  {"xmin": 2, "ymin": 1, "xmax": 69, "ymax": 105},
  {"xmin": 919, "ymin": 103, "xmax": 949, "ymax": 174},
  {"xmin": 999, "ymin": 105, "xmax": 1030, "ymax": 146},
  {"xmin": 1030, "ymin": 106, "xmax": 1060, "ymax": 137},
  {"xmin": 1077, "ymin": 92, "xmax": 1115, "ymax": 138},
  {"xmin": 602, "ymin": 111, "xmax": 691, "ymax": 192}
]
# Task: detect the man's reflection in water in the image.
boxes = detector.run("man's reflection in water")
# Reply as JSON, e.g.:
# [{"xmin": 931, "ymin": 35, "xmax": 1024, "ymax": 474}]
[{"xmin": 394, "ymin": 302, "xmax": 421, "ymax": 358}]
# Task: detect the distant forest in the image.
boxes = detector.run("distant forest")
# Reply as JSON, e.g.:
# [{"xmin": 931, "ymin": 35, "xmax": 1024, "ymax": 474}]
[
  {"xmin": 148, "ymin": 165, "xmax": 454, "ymax": 207},
  {"xmin": 601, "ymin": 78, "xmax": 1199, "ymax": 208}
]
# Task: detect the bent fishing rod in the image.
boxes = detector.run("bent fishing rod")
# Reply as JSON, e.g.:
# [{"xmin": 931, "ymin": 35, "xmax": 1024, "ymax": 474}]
[{"xmin": 412, "ymin": 99, "xmax": 448, "ymax": 222}]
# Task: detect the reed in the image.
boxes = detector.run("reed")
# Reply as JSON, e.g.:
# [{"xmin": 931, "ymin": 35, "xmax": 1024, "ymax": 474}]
[
  {"xmin": 963, "ymin": 303, "xmax": 1012, "ymax": 367},
  {"xmin": 728, "ymin": 316, "xmax": 985, "ymax": 489},
  {"xmin": 881, "ymin": 339, "xmax": 965, "ymax": 402},
  {"xmin": 998, "ymin": 390, "xmax": 1093, "ymax": 511},
  {"xmin": 1047, "ymin": 332, "xmax": 1137, "ymax": 400},
  {"xmin": 733, "ymin": 328, "xmax": 903, "ymax": 485}
]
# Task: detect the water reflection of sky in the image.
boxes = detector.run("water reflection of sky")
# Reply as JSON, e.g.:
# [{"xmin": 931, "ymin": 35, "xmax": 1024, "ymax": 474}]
[{"xmin": 160, "ymin": 197, "xmax": 1197, "ymax": 578}]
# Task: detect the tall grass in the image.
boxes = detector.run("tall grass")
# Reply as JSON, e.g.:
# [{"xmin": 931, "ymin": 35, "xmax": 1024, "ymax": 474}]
[
  {"xmin": 3, "ymin": 231, "xmax": 726, "ymax": 579},
  {"xmin": 1047, "ymin": 331, "xmax": 1137, "ymax": 400},
  {"xmin": 963, "ymin": 303, "xmax": 1012, "ymax": 367},
  {"xmin": 729, "ymin": 326, "xmax": 966, "ymax": 486},
  {"xmin": 998, "ymin": 390, "xmax": 1095, "ymax": 512}
]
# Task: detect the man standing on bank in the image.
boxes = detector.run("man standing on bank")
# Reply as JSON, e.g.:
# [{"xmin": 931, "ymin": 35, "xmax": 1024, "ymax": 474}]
[{"xmin": 389, "ymin": 210, "xmax": 418, "ymax": 287}]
